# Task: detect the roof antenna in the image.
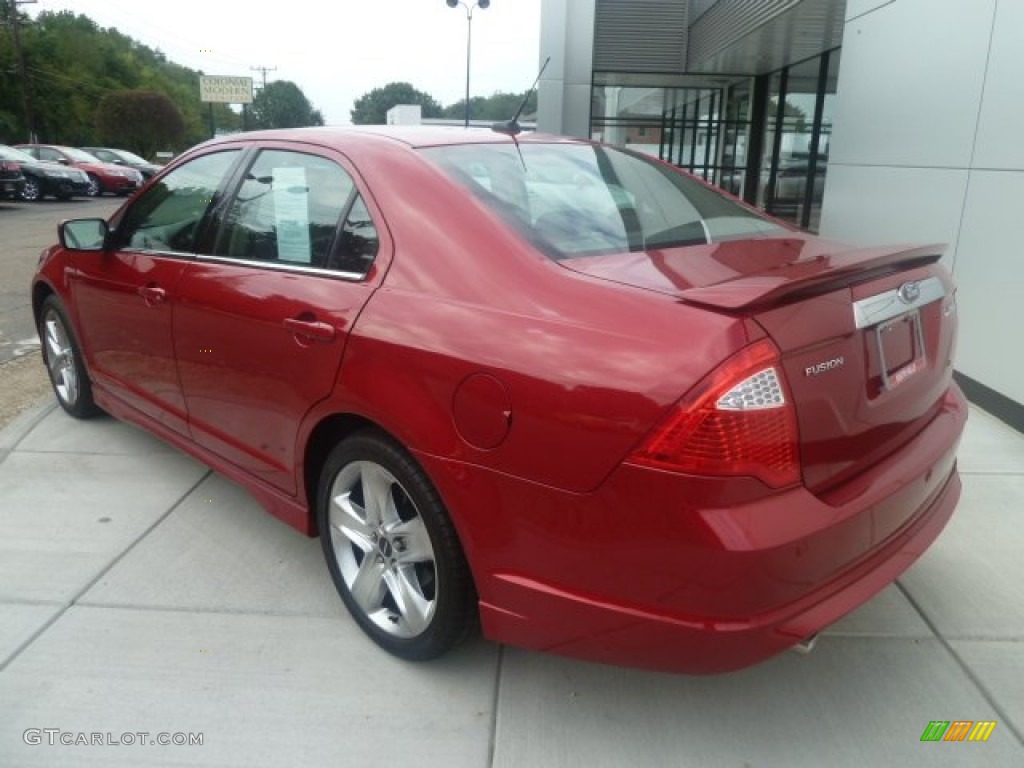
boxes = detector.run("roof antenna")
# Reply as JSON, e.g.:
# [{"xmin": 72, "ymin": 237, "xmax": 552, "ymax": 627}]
[{"xmin": 492, "ymin": 56, "xmax": 550, "ymax": 136}]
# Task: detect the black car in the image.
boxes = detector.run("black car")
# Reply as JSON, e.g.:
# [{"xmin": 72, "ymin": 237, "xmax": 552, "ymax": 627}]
[
  {"xmin": 0, "ymin": 156, "xmax": 26, "ymax": 200},
  {"xmin": 0, "ymin": 145, "xmax": 92, "ymax": 201},
  {"xmin": 81, "ymin": 146, "xmax": 162, "ymax": 180}
]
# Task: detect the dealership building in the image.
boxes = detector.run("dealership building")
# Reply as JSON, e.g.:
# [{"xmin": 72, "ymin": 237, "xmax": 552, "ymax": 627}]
[{"xmin": 536, "ymin": 0, "xmax": 1023, "ymax": 431}]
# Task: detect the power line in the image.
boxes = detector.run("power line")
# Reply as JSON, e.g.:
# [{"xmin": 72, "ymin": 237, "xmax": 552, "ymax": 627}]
[
  {"xmin": 250, "ymin": 65, "xmax": 276, "ymax": 89},
  {"xmin": 25, "ymin": 64, "xmax": 120, "ymax": 94}
]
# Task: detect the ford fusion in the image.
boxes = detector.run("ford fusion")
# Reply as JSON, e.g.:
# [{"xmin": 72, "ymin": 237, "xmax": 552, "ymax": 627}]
[{"xmin": 31, "ymin": 127, "xmax": 965, "ymax": 673}]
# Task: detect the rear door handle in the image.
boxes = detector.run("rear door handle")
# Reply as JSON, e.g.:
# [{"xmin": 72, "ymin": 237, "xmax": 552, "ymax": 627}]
[
  {"xmin": 138, "ymin": 285, "xmax": 166, "ymax": 305},
  {"xmin": 283, "ymin": 317, "xmax": 336, "ymax": 343}
]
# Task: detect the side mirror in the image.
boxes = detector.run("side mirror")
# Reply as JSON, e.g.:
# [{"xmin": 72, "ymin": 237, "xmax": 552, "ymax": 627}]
[{"xmin": 60, "ymin": 218, "xmax": 109, "ymax": 251}]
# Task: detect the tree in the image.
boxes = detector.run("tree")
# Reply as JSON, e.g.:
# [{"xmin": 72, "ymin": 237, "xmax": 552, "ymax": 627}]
[
  {"xmin": 1, "ymin": 10, "xmax": 235, "ymax": 148},
  {"xmin": 442, "ymin": 91, "xmax": 537, "ymax": 122},
  {"xmin": 350, "ymin": 82, "xmax": 442, "ymax": 125},
  {"xmin": 95, "ymin": 90, "xmax": 185, "ymax": 157},
  {"xmin": 249, "ymin": 80, "xmax": 324, "ymax": 129}
]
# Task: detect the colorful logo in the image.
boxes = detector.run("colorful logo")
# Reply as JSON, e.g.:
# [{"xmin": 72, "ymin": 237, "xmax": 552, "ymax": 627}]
[{"xmin": 921, "ymin": 721, "xmax": 996, "ymax": 742}]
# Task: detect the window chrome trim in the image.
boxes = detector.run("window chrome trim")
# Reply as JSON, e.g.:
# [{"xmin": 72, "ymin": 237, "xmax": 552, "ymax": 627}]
[
  {"xmin": 195, "ymin": 253, "xmax": 368, "ymax": 282},
  {"xmin": 121, "ymin": 248, "xmax": 196, "ymax": 261},
  {"xmin": 852, "ymin": 276, "xmax": 946, "ymax": 329}
]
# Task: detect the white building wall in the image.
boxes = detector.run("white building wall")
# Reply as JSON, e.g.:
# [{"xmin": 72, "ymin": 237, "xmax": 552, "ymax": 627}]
[
  {"xmin": 538, "ymin": 0, "xmax": 597, "ymax": 138},
  {"xmin": 820, "ymin": 0, "xmax": 1024, "ymax": 408}
]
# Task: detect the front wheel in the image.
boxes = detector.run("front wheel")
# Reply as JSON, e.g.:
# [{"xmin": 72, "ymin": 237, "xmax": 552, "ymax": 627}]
[
  {"xmin": 39, "ymin": 296, "xmax": 100, "ymax": 418},
  {"xmin": 318, "ymin": 430, "xmax": 476, "ymax": 660},
  {"xmin": 85, "ymin": 174, "xmax": 101, "ymax": 197},
  {"xmin": 20, "ymin": 178, "xmax": 42, "ymax": 202}
]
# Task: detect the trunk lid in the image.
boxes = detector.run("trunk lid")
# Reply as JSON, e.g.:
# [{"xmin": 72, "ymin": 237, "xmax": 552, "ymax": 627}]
[{"xmin": 561, "ymin": 236, "xmax": 959, "ymax": 492}]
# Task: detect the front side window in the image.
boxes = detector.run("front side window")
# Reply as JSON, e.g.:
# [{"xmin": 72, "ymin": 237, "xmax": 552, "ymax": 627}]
[
  {"xmin": 214, "ymin": 149, "xmax": 377, "ymax": 276},
  {"xmin": 422, "ymin": 143, "xmax": 784, "ymax": 260},
  {"xmin": 62, "ymin": 147, "xmax": 102, "ymax": 162},
  {"xmin": 116, "ymin": 151, "xmax": 240, "ymax": 253}
]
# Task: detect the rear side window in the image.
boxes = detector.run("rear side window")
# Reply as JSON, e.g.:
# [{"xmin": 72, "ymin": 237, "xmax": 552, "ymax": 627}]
[
  {"xmin": 214, "ymin": 149, "xmax": 378, "ymax": 276},
  {"xmin": 421, "ymin": 143, "xmax": 783, "ymax": 260},
  {"xmin": 116, "ymin": 150, "xmax": 240, "ymax": 253}
]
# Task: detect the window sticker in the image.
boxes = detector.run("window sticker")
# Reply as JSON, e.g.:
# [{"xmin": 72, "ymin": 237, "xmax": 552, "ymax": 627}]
[{"xmin": 272, "ymin": 166, "xmax": 312, "ymax": 263}]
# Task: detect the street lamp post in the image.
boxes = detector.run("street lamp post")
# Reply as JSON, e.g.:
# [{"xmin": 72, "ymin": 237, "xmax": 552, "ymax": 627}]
[{"xmin": 446, "ymin": 0, "xmax": 490, "ymax": 128}]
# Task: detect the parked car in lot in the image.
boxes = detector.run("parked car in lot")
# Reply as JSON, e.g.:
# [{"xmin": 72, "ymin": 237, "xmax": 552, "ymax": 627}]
[
  {"xmin": 80, "ymin": 146, "xmax": 162, "ymax": 180},
  {"xmin": 0, "ymin": 144, "xmax": 91, "ymax": 201},
  {"xmin": 0, "ymin": 155, "xmax": 26, "ymax": 200},
  {"xmin": 15, "ymin": 143, "xmax": 143, "ymax": 197},
  {"xmin": 32, "ymin": 126, "xmax": 966, "ymax": 674}
]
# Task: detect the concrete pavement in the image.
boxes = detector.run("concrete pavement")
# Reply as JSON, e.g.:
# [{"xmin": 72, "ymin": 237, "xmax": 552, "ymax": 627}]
[{"xmin": 0, "ymin": 396, "xmax": 1022, "ymax": 767}]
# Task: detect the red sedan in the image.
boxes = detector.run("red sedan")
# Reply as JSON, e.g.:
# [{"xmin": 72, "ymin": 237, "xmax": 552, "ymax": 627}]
[{"xmin": 31, "ymin": 127, "xmax": 965, "ymax": 673}]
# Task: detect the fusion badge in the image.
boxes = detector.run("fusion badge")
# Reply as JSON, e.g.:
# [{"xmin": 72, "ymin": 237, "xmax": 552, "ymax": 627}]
[{"xmin": 805, "ymin": 356, "xmax": 845, "ymax": 377}]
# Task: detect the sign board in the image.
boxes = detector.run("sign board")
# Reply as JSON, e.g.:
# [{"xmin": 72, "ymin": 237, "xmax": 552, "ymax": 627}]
[{"xmin": 199, "ymin": 76, "xmax": 253, "ymax": 104}]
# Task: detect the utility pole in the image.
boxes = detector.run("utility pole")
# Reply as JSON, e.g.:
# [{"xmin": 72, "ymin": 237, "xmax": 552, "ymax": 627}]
[
  {"xmin": 8, "ymin": 0, "xmax": 38, "ymax": 142},
  {"xmin": 250, "ymin": 65, "xmax": 276, "ymax": 90}
]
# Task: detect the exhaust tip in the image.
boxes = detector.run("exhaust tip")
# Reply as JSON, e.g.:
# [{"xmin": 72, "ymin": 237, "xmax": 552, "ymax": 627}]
[{"xmin": 791, "ymin": 633, "xmax": 819, "ymax": 655}]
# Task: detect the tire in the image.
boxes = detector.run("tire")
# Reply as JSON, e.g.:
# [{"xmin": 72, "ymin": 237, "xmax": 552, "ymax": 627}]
[
  {"xmin": 84, "ymin": 174, "xmax": 101, "ymax": 197},
  {"xmin": 39, "ymin": 296, "xmax": 100, "ymax": 418},
  {"xmin": 20, "ymin": 177, "xmax": 42, "ymax": 202},
  {"xmin": 318, "ymin": 430, "xmax": 476, "ymax": 660}
]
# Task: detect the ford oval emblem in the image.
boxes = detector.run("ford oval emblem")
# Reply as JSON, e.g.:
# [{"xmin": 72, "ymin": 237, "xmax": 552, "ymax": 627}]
[{"xmin": 897, "ymin": 281, "xmax": 921, "ymax": 305}]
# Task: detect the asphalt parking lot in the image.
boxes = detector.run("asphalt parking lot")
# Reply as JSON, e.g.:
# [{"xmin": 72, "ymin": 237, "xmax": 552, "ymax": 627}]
[
  {"xmin": 0, "ymin": 197, "xmax": 120, "ymax": 365},
  {"xmin": 0, "ymin": 395, "xmax": 1022, "ymax": 767}
]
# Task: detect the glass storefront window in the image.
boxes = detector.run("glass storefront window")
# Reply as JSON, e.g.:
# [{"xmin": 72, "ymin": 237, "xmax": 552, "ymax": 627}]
[
  {"xmin": 591, "ymin": 80, "xmax": 751, "ymax": 192},
  {"xmin": 591, "ymin": 48, "xmax": 839, "ymax": 234},
  {"xmin": 758, "ymin": 49, "xmax": 841, "ymax": 232},
  {"xmin": 591, "ymin": 86, "xmax": 670, "ymax": 158}
]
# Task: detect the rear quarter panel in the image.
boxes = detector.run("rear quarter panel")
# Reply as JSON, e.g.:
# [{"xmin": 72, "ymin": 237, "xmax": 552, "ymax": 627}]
[{"xmin": 311, "ymin": 141, "xmax": 756, "ymax": 493}]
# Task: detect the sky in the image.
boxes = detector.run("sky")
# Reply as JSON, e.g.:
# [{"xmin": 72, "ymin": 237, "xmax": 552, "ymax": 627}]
[{"xmin": 30, "ymin": 0, "xmax": 543, "ymax": 125}]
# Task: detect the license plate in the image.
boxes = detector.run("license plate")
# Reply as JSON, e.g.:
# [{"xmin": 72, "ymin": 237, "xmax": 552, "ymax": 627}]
[{"xmin": 874, "ymin": 310, "xmax": 926, "ymax": 391}]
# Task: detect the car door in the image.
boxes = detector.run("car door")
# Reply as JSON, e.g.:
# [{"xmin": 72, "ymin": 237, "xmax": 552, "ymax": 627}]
[
  {"xmin": 70, "ymin": 149, "xmax": 243, "ymax": 434},
  {"xmin": 172, "ymin": 144, "xmax": 387, "ymax": 494}
]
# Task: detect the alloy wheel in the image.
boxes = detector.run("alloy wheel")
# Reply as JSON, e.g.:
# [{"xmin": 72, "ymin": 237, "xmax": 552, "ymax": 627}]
[
  {"xmin": 21, "ymin": 178, "xmax": 41, "ymax": 201},
  {"xmin": 85, "ymin": 174, "xmax": 100, "ymax": 197},
  {"xmin": 326, "ymin": 460, "xmax": 438, "ymax": 639},
  {"xmin": 42, "ymin": 308, "xmax": 79, "ymax": 407}
]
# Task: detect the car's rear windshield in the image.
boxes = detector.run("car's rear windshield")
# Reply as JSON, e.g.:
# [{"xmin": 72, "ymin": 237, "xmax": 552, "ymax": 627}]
[
  {"xmin": 62, "ymin": 147, "xmax": 100, "ymax": 162},
  {"xmin": 420, "ymin": 142, "xmax": 785, "ymax": 260},
  {"xmin": 113, "ymin": 149, "xmax": 148, "ymax": 164},
  {"xmin": 0, "ymin": 145, "xmax": 36, "ymax": 163}
]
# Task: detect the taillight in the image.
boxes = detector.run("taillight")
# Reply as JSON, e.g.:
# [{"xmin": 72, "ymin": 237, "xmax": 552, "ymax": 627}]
[{"xmin": 629, "ymin": 338, "xmax": 800, "ymax": 488}]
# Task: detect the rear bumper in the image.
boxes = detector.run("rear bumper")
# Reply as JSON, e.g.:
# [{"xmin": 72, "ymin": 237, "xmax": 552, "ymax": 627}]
[
  {"xmin": 100, "ymin": 176, "xmax": 140, "ymax": 193},
  {"xmin": 36, "ymin": 175, "xmax": 90, "ymax": 196},
  {"xmin": 420, "ymin": 385, "xmax": 967, "ymax": 674}
]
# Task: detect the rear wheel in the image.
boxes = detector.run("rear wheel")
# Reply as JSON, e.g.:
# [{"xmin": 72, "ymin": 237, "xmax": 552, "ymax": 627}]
[
  {"xmin": 20, "ymin": 178, "xmax": 42, "ymax": 201},
  {"xmin": 39, "ymin": 296, "xmax": 100, "ymax": 418},
  {"xmin": 318, "ymin": 430, "xmax": 476, "ymax": 660},
  {"xmin": 84, "ymin": 174, "xmax": 101, "ymax": 197}
]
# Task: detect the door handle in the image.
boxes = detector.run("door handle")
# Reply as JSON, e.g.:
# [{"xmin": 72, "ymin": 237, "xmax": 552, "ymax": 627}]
[
  {"xmin": 138, "ymin": 285, "xmax": 166, "ymax": 305},
  {"xmin": 283, "ymin": 317, "xmax": 336, "ymax": 342}
]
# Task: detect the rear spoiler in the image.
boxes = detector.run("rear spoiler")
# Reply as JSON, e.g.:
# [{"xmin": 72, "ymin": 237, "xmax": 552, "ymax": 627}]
[{"xmin": 678, "ymin": 244, "xmax": 945, "ymax": 311}]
